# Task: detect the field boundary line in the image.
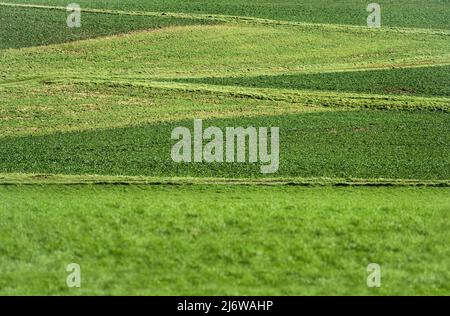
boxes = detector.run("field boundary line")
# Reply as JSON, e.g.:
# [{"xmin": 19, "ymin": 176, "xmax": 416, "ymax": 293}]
[
  {"xmin": 0, "ymin": 173, "xmax": 449, "ymax": 187},
  {"xmin": 1, "ymin": 2, "xmax": 449, "ymax": 36}
]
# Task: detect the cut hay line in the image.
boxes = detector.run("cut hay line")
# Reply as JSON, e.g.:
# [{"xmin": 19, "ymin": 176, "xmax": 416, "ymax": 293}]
[
  {"xmin": 1, "ymin": 2, "xmax": 449, "ymax": 36},
  {"xmin": 1, "ymin": 173, "xmax": 449, "ymax": 187}
]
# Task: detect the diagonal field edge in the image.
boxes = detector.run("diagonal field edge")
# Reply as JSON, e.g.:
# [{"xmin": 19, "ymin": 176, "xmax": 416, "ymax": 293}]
[{"xmin": 1, "ymin": 2, "xmax": 450, "ymax": 36}]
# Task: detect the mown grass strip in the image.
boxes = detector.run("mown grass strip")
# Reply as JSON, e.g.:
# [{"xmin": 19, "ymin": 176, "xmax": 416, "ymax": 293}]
[
  {"xmin": 0, "ymin": 81, "xmax": 333, "ymax": 137},
  {"xmin": 1, "ymin": 173, "xmax": 449, "ymax": 187},
  {"xmin": 2, "ymin": 23, "xmax": 449, "ymax": 83},
  {"xmin": 1, "ymin": 80, "xmax": 449, "ymax": 140}
]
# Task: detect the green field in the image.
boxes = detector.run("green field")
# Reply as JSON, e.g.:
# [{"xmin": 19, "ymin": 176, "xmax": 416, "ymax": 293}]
[
  {"xmin": 0, "ymin": 110, "xmax": 449, "ymax": 180},
  {"xmin": 1, "ymin": 185, "xmax": 449, "ymax": 295},
  {"xmin": 0, "ymin": 1, "xmax": 449, "ymax": 296},
  {"xmin": 2, "ymin": 0, "xmax": 449, "ymax": 29},
  {"xmin": 0, "ymin": 5, "xmax": 217, "ymax": 49},
  {"xmin": 178, "ymin": 65, "xmax": 450, "ymax": 97}
]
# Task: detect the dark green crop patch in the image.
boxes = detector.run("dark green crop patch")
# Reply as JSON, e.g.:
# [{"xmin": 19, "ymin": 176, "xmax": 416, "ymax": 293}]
[
  {"xmin": 0, "ymin": 110, "xmax": 448, "ymax": 180},
  {"xmin": 0, "ymin": 5, "xmax": 217, "ymax": 49},
  {"xmin": 177, "ymin": 65, "xmax": 450, "ymax": 98},
  {"xmin": 2, "ymin": 0, "xmax": 449, "ymax": 29}
]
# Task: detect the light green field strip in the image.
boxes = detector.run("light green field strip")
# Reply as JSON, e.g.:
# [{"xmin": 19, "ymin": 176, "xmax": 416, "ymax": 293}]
[
  {"xmin": 0, "ymin": 80, "xmax": 337, "ymax": 138},
  {"xmin": 1, "ymin": 173, "xmax": 449, "ymax": 187},
  {"xmin": 2, "ymin": 2, "xmax": 449, "ymax": 36},
  {"xmin": 1, "ymin": 79, "xmax": 448, "ymax": 138},
  {"xmin": 100, "ymin": 78, "xmax": 450, "ymax": 109},
  {"xmin": 1, "ymin": 24, "xmax": 449, "ymax": 84},
  {"xmin": 1, "ymin": 24, "xmax": 449, "ymax": 81},
  {"xmin": 38, "ymin": 78, "xmax": 450, "ymax": 110},
  {"xmin": 3, "ymin": 60, "xmax": 450, "ymax": 87},
  {"xmin": 1, "ymin": 185, "xmax": 449, "ymax": 295}
]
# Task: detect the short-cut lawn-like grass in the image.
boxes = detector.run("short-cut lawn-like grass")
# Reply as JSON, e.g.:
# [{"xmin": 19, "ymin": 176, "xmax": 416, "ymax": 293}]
[{"xmin": 0, "ymin": 185, "xmax": 449, "ymax": 296}]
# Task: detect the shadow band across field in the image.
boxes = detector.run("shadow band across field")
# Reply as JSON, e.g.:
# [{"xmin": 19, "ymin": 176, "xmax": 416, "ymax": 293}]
[{"xmin": 0, "ymin": 110, "xmax": 448, "ymax": 180}]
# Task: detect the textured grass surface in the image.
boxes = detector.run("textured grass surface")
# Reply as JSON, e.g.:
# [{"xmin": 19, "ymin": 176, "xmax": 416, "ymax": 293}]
[
  {"xmin": 1, "ymin": 185, "xmax": 449, "ymax": 295},
  {"xmin": 0, "ymin": 110, "xmax": 448, "ymax": 180},
  {"xmin": 1, "ymin": 1, "xmax": 449, "ymax": 297},
  {"xmin": 1, "ymin": 20, "xmax": 449, "ymax": 180},
  {"xmin": 2, "ymin": 24, "xmax": 449, "ymax": 81},
  {"xmin": 0, "ymin": 5, "xmax": 217, "ymax": 49},
  {"xmin": 0, "ymin": 82, "xmax": 334, "ymax": 137},
  {"xmin": 2, "ymin": 0, "xmax": 449, "ymax": 29},
  {"xmin": 2, "ymin": 173, "xmax": 450, "ymax": 186},
  {"xmin": 4, "ymin": 81, "xmax": 449, "ymax": 139},
  {"xmin": 177, "ymin": 65, "xmax": 450, "ymax": 97}
]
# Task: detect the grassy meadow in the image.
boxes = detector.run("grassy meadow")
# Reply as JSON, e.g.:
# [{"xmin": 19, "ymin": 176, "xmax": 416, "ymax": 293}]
[
  {"xmin": 1, "ymin": 185, "xmax": 449, "ymax": 296},
  {"xmin": 0, "ymin": 1, "xmax": 449, "ymax": 295}
]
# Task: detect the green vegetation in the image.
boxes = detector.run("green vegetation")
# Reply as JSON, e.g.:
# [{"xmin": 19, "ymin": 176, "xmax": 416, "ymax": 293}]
[
  {"xmin": 0, "ymin": 5, "xmax": 216, "ymax": 49},
  {"xmin": 0, "ymin": 1, "xmax": 449, "ymax": 296},
  {"xmin": 177, "ymin": 65, "xmax": 450, "ymax": 97},
  {"xmin": 2, "ymin": 173, "xmax": 449, "ymax": 186},
  {"xmin": 1, "ymin": 185, "xmax": 449, "ymax": 295},
  {"xmin": 2, "ymin": 0, "xmax": 449, "ymax": 29},
  {"xmin": 2, "ymin": 24, "xmax": 449, "ymax": 80},
  {"xmin": 0, "ymin": 110, "xmax": 449, "ymax": 180}
]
